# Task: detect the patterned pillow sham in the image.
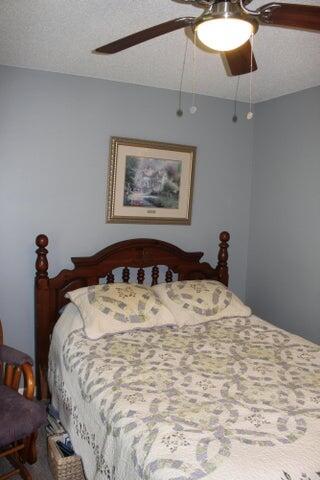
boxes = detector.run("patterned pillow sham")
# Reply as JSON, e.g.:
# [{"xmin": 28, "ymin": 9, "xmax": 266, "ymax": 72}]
[
  {"xmin": 66, "ymin": 283, "xmax": 176, "ymax": 339},
  {"xmin": 153, "ymin": 280, "xmax": 251, "ymax": 327}
]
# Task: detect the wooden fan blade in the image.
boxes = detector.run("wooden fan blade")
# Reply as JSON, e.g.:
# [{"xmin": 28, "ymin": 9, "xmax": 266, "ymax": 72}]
[
  {"xmin": 223, "ymin": 41, "xmax": 257, "ymax": 76},
  {"xmin": 95, "ymin": 17, "xmax": 196, "ymax": 54},
  {"xmin": 259, "ymin": 3, "xmax": 320, "ymax": 32}
]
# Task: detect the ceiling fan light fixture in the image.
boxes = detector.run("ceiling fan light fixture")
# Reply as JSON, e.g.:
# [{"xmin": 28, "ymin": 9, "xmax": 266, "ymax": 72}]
[{"xmin": 196, "ymin": 17, "xmax": 254, "ymax": 52}]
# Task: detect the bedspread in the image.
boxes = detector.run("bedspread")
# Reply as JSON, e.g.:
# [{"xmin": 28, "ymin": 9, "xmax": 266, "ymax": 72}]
[{"xmin": 49, "ymin": 313, "xmax": 320, "ymax": 480}]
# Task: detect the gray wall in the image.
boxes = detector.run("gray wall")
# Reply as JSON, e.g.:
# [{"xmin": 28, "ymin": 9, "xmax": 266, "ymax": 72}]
[
  {"xmin": 0, "ymin": 65, "xmax": 253, "ymax": 357},
  {"xmin": 247, "ymin": 86, "xmax": 320, "ymax": 343}
]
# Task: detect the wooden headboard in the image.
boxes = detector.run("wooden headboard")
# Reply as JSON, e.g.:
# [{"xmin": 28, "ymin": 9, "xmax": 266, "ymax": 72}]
[{"xmin": 34, "ymin": 231, "xmax": 230, "ymax": 399}]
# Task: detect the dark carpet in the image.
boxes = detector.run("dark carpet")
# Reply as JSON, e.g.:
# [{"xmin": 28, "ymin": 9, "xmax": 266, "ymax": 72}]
[{"xmin": 0, "ymin": 426, "xmax": 54, "ymax": 479}]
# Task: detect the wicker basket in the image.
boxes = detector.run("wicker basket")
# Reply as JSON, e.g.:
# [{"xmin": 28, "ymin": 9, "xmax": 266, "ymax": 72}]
[{"xmin": 48, "ymin": 434, "xmax": 86, "ymax": 480}]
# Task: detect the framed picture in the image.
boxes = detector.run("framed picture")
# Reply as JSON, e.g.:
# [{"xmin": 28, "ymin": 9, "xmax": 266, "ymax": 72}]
[{"xmin": 107, "ymin": 137, "xmax": 196, "ymax": 224}]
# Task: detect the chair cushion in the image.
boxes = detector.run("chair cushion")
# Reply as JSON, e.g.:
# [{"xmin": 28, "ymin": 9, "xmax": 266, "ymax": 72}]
[
  {"xmin": 0, "ymin": 345, "xmax": 33, "ymax": 367},
  {"xmin": 0, "ymin": 385, "xmax": 46, "ymax": 448}
]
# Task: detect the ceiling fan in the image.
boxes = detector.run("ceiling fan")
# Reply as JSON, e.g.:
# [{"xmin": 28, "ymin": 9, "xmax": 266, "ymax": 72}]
[{"xmin": 94, "ymin": 0, "xmax": 320, "ymax": 77}]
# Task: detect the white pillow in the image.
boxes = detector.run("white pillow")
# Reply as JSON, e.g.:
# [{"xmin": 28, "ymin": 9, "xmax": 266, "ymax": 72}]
[
  {"xmin": 153, "ymin": 280, "xmax": 251, "ymax": 327},
  {"xmin": 66, "ymin": 283, "xmax": 176, "ymax": 339}
]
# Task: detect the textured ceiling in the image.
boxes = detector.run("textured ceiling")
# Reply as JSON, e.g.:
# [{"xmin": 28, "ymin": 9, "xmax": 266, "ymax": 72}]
[{"xmin": 0, "ymin": 0, "xmax": 319, "ymax": 102}]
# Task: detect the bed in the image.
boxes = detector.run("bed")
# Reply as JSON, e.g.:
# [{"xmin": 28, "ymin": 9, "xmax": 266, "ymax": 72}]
[{"xmin": 35, "ymin": 232, "xmax": 320, "ymax": 480}]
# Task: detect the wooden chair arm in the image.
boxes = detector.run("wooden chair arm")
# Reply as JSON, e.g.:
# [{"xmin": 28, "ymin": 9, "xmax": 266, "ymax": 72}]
[
  {"xmin": 3, "ymin": 362, "xmax": 35, "ymax": 400},
  {"xmin": 0, "ymin": 322, "xmax": 35, "ymax": 399},
  {"xmin": 21, "ymin": 363, "xmax": 35, "ymax": 400}
]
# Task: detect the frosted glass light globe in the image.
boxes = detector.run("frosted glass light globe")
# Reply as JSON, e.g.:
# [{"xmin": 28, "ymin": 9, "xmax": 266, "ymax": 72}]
[{"xmin": 196, "ymin": 18, "xmax": 253, "ymax": 52}]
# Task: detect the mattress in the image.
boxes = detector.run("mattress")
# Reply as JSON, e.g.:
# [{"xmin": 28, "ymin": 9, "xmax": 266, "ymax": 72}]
[{"xmin": 48, "ymin": 303, "xmax": 320, "ymax": 480}]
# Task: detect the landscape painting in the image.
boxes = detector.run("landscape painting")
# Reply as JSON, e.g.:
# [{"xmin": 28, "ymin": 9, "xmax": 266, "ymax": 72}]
[
  {"xmin": 124, "ymin": 156, "xmax": 181, "ymax": 209},
  {"xmin": 107, "ymin": 137, "xmax": 196, "ymax": 225}
]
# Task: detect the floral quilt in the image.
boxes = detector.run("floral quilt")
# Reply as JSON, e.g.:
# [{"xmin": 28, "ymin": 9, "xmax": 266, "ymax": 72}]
[{"xmin": 49, "ymin": 314, "xmax": 320, "ymax": 480}]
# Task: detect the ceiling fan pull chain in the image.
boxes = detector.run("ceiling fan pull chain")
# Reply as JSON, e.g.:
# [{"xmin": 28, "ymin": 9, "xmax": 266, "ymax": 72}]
[
  {"xmin": 232, "ymin": 76, "xmax": 240, "ymax": 123},
  {"xmin": 247, "ymin": 33, "xmax": 254, "ymax": 120},
  {"xmin": 177, "ymin": 37, "xmax": 189, "ymax": 117},
  {"xmin": 190, "ymin": 30, "xmax": 198, "ymax": 114}
]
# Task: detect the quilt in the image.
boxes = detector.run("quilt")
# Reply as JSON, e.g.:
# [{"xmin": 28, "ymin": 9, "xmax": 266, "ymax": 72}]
[{"xmin": 48, "ymin": 312, "xmax": 320, "ymax": 480}]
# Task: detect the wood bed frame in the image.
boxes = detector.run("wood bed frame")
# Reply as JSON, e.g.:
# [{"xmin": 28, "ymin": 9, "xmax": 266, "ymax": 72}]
[{"xmin": 34, "ymin": 231, "xmax": 230, "ymax": 399}]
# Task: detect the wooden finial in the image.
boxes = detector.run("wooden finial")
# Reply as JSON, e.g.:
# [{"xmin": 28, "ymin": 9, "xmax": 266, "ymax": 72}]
[
  {"xmin": 217, "ymin": 231, "xmax": 230, "ymax": 286},
  {"xmin": 35, "ymin": 234, "xmax": 49, "ymax": 280}
]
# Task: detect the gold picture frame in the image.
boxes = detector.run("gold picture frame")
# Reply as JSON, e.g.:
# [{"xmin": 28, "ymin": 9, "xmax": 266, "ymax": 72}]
[{"xmin": 106, "ymin": 137, "xmax": 196, "ymax": 225}]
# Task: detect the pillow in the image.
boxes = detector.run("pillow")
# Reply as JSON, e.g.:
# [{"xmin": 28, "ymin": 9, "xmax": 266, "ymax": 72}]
[
  {"xmin": 153, "ymin": 280, "xmax": 251, "ymax": 327},
  {"xmin": 66, "ymin": 283, "xmax": 176, "ymax": 339}
]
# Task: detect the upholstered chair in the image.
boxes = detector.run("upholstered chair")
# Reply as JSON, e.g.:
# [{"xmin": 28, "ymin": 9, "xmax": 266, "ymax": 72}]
[{"xmin": 0, "ymin": 320, "xmax": 46, "ymax": 480}]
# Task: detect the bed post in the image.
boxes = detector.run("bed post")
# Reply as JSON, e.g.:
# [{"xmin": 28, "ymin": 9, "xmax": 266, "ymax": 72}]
[
  {"xmin": 217, "ymin": 231, "xmax": 230, "ymax": 286},
  {"xmin": 35, "ymin": 234, "xmax": 50, "ymax": 400}
]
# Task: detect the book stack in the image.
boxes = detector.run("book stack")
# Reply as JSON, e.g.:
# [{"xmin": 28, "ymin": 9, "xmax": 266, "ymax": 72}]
[
  {"xmin": 55, "ymin": 434, "xmax": 75, "ymax": 457},
  {"xmin": 46, "ymin": 404, "xmax": 65, "ymax": 437}
]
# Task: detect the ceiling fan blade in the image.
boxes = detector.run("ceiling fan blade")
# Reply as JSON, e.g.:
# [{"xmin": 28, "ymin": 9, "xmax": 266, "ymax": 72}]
[
  {"xmin": 172, "ymin": 0, "xmax": 214, "ymax": 7},
  {"xmin": 223, "ymin": 41, "xmax": 257, "ymax": 76},
  {"xmin": 259, "ymin": 3, "xmax": 320, "ymax": 32},
  {"xmin": 95, "ymin": 17, "xmax": 196, "ymax": 54}
]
